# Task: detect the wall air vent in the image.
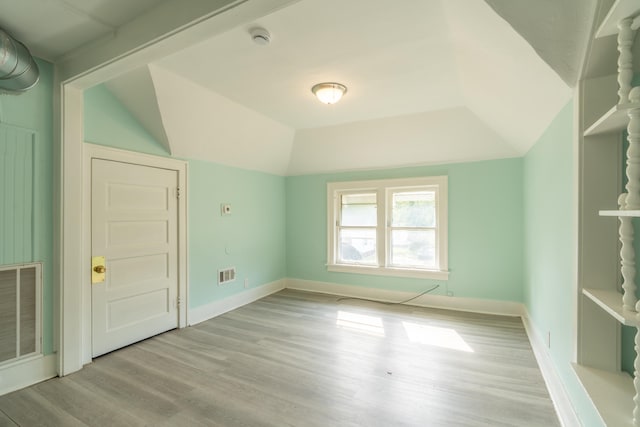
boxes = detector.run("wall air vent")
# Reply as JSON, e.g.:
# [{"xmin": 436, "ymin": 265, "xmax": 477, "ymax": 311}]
[
  {"xmin": 218, "ymin": 267, "xmax": 236, "ymax": 285},
  {"xmin": 0, "ymin": 263, "xmax": 42, "ymax": 366},
  {"xmin": 0, "ymin": 29, "xmax": 39, "ymax": 93}
]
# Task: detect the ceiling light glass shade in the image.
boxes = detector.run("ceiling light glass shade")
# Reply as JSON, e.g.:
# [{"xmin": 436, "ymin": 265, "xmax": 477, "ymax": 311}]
[{"xmin": 311, "ymin": 82, "xmax": 347, "ymax": 104}]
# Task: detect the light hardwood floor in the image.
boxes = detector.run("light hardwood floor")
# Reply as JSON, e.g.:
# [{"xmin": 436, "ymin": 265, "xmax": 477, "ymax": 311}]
[{"xmin": 0, "ymin": 289, "xmax": 560, "ymax": 426}]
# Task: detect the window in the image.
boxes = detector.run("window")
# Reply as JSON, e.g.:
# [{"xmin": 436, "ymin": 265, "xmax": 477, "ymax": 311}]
[{"xmin": 327, "ymin": 176, "xmax": 448, "ymax": 279}]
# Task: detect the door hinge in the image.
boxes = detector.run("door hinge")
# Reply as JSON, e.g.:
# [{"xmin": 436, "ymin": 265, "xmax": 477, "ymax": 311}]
[{"xmin": 176, "ymin": 187, "xmax": 181, "ymax": 199}]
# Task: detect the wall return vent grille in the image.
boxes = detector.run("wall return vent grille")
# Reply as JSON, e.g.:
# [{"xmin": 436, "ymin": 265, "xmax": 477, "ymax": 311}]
[{"xmin": 218, "ymin": 267, "xmax": 236, "ymax": 285}]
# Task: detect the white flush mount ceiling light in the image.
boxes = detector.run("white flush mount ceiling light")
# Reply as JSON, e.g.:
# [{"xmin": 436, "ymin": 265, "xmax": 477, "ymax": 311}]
[{"xmin": 311, "ymin": 82, "xmax": 347, "ymax": 104}]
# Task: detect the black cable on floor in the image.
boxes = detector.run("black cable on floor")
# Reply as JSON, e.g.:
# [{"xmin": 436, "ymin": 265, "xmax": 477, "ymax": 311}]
[{"xmin": 336, "ymin": 284, "xmax": 440, "ymax": 305}]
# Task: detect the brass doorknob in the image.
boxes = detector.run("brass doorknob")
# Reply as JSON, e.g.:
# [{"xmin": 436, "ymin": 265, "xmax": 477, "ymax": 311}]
[{"xmin": 93, "ymin": 265, "xmax": 106, "ymax": 274}]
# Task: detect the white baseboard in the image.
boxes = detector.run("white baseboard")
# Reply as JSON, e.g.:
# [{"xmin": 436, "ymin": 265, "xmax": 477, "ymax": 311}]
[
  {"xmin": 0, "ymin": 354, "xmax": 57, "ymax": 396},
  {"xmin": 285, "ymin": 278, "xmax": 524, "ymax": 316},
  {"xmin": 188, "ymin": 279, "xmax": 286, "ymax": 325},
  {"xmin": 521, "ymin": 308, "xmax": 580, "ymax": 427}
]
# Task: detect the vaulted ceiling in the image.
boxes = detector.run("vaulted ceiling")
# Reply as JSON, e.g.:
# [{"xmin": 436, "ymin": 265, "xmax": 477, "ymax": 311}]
[{"xmin": 1, "ymin": 0, "xmax": 599, "ymax": 175}]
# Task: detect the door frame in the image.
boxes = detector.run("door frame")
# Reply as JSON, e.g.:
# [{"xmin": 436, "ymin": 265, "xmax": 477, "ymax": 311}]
[
  {"xmin": 56, "ymin": 0, "xmax": 298, "ymax": 377},
  {"xmin": 81, "ymin": 143, "xmax": 188, "ymax": 364}
]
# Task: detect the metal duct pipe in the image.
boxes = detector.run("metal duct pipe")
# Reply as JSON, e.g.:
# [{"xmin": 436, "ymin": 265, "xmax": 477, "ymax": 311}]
[{"xmin": 0, "ymin": 29, "xmax": 39, "ymax": 92}]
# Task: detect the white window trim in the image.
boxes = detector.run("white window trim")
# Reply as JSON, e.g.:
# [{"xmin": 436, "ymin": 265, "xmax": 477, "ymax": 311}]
[{"xmin": 327, "ymin": 176, "xmax": 448, "ymax": 280}]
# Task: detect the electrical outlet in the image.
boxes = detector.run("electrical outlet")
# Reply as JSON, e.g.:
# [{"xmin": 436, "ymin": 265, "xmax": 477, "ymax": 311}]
[
  {"xmin": 244, "ymin": 278, "xmax": 249, "ymax": 289},
  {"xmin": 546, "ymin": 331, "xmax": 551, "ymax": 348}
]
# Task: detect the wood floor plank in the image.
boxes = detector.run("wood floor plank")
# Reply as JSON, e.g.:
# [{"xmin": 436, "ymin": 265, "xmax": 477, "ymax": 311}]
[
  {"xmin": 0, "ymin": 409, "xmax": 17, "ymax": 427},
  {"xmin": 0, "ymin": 289, "xmax": 560, "ymax": 426},
  {"xmin": 31, "ymin": 377, "xmax": 146, "ymax": 427},
  {"xmin": 0, "ymin": 388, "xmax": 87, "ymax": 427}
]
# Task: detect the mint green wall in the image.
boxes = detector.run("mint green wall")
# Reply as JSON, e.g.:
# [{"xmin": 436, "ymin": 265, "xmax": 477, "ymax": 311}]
[
  {"xmin": 83, "ymin": 84, "xmax": 286, "ymax": 309},
  {"xmin": 84, "ymin": 85, "xmax": 168, "ymax": 156},
  {"xmin": 189, "ymin": 160, "xmax": 286, "ymax": 305},
  {"xmin": 0, "ymin": 59, "xmax": 54, "ymax": 354},
  {"xmin": 286, "ymin": 159, "xmax": 524, "ymax": 301},
  {"xmin": 523, "ymin": 100, "xmax": 600, "ymax": 425}
]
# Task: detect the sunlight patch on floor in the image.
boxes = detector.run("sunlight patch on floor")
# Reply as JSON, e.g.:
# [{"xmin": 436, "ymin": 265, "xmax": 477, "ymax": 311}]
[
  {"xmin": 402, "ymin": 321, "xmax": 473, "ymax": 352},
  {"xmin": 336, "ymin": 311, "xmax": 385, "ymax": 337}
]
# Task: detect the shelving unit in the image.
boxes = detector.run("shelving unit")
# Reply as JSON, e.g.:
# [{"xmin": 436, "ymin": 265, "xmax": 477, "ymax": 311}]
[
  {"xmin": 584, "ymin": 103, "xmax": 633, "ymax": 135},
  {"xmin": 573, "ymin": 364, "xmax": 635, "ymax": 427},
  {"xmin": 600, "ymin": 210, "xmax": 640, "ymax": 217},
  {"xmin": 583, "ymin": 288, "xmax": 639, "ymax": 326},
  {"xmin": 578, "ymin": 1, "xmax": 640, "ymax": 425},
  {"xmin": 596, "ymin": 1, "xmax": 640, "ymax": 37}
]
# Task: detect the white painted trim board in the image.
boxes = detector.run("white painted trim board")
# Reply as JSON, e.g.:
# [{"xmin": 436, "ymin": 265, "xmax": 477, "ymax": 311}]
[
  {"xmin": 0, "ymin": 355, "xmax": 57, "ymax": 396},
  {"xmin": 285, "ymin": 278, "xmax": 524, "ymax": 316},
  {"xmin": 521, "ymin": 308, "xmax": 581, "ymax": 427},
  {"xmin": 188, "ymin": 279, "xmax": 285, "ymax": 325}
]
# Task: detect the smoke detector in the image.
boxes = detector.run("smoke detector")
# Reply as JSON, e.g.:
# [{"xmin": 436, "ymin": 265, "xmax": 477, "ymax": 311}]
[{"xmin": 250, "ymin": 27, "xmax": 271, "ymax": 45}]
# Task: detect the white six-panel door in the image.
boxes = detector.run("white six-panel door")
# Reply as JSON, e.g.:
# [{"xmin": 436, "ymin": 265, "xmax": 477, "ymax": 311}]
[{"xmin": 91, "ymin": 158, "xmax": 179, "ymax": 357}]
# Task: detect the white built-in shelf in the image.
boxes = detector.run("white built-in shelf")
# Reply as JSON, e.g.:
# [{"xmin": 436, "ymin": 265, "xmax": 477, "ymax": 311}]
[
  {"xmin": 600, "ymin": 209, "xmax": 640, "ymax": 217},
  {"xmin": 584, "ymin": 103, "xmax": 632, "ymax": 136},
  {"xmin": 573, "ymin": 364, "xmax": 635, "ymax": 427},
  {"xmin": 595, "ymin": 0, "xmax": 640, "ymax": 38},
  {"xmin": 583, "ymin": 288, "xmax": 639, "ymax": 326}
]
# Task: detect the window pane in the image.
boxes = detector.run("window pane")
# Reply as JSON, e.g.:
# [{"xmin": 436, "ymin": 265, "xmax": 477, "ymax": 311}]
[
  {"xmin": 390, "ymin": 229, "xmax": 435, "ymax": 268},
  {"xmin": 339, "ymin": 228, "xmax": 377, "ymax": 265},
  {"xmin": 391, "ymin": 191, "xmax": 435, "ymax": 227},
  {"xmin": 341, "ymin": 193, "xmax": 377, "ymax": 226}
]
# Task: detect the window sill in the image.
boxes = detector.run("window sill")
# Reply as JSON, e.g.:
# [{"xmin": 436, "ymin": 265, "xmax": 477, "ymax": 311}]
[{"xmin": 327, "ymin": 264, "xmax": 449, "ymax": 280}]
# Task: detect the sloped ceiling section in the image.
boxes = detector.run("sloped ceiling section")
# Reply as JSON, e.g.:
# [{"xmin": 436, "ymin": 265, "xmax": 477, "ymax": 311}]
[
  {"xmin": 444, "ymin": 0, "xmax": 574, "ymax": 153},
  {"xmin": 104, "ymin": 0, "xmax": 574, "ymax": 176},
  {"xmin": 105, "ymin": 66, "xmax": 172, "ymax": 155},
  {"xmin": 288, "ymin": 108, "xmax": 520, "ymax": 176},
  {"xmin": 150, "ymin": 65, "xmax": 295, "ymax": 175},
  {"xmin": 484, "ymin": 0, "xmax": 599, "ymax": 86}
]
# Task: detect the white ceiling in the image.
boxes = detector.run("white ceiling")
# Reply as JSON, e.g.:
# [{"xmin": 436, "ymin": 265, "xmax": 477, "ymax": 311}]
[
  {"xmin": 157, "ymin": 0, "xmax": 463, "ymax": 130},
  {"xmin": 485, "ymin": 0, "xmax": 599, "ymax": 86},
  {"xmin": 1, "ymin": 0, "xmax": 596, "ymax": 176},
  {"xmin": 0, "ymin": 0, "xmax": 169, "ymax": 61}
]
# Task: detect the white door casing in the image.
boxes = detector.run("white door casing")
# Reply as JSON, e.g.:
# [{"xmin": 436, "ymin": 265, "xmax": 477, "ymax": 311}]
[
  {"xmin": 80, "ymin": 144, "xmax": 188, "ymax": 364},
  {"xmin": 91, "ymin": 158, "xmax": 179, "ymax": 357},
  {"xmin": 57, "ymin": 0, "xmax": 294, "ymax": 377}
]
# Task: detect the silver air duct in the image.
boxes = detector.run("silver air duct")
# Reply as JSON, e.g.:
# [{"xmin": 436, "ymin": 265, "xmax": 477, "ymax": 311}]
[{"xmin": 0, "ymin": 29, "xmax": 39, "ymax": 92}]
